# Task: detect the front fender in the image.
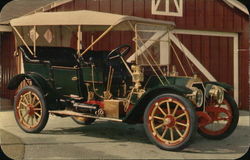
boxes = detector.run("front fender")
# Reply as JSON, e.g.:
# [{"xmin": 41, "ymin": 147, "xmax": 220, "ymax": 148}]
[
  {"xmin": 204, "ymin": 81, "xmax": 233, "ymax": 91},
  {"xmin": 123, "ymin": 85, "xmax": 192, "ymax": 124}
]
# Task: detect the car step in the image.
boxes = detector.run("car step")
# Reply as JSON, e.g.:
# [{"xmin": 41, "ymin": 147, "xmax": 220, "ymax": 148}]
[
  {"xmin": 73, "ymin": 103, "xmax": 97, "ymax": 109},
  {"xmin": 49, "ymin": 110, "xmax": 122, "ymax": 122}
]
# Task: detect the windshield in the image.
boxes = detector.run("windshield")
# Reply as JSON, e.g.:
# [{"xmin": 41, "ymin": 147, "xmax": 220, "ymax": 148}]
[{"xmin": 134, "ymin": 23, "xmax": 169, "ymax": 66}]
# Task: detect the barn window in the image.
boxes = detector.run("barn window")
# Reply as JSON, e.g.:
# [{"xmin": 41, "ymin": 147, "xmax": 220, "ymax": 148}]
[{"xmin": 151, "ymin": 0, "xmax": 183, "ymax": 17}]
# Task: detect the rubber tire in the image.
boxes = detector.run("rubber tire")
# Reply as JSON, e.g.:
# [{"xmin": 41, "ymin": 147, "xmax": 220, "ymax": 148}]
[
  {"xmin": 198, "ymin": 93, "xmax": 239, "ymax": 140},
  {"xmin": 14, "ymin": 86, "xmax": 49, "ymax": 133},
  {"xmin": 143, "ymin": 93, "xmax": 197, "ymax": 151},
  {"xmin": 71, "ymin": 116, "xmax": 96, "ymax": 125}
]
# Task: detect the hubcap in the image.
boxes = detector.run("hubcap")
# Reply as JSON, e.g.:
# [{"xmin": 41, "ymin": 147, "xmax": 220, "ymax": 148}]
[
  {"xmin": 27, "ymin": 104, "xmax": 35, "ymax": 116},
  {"xmin": 164, "ymin": 115, "xmax": 175, "ymax": 128}
]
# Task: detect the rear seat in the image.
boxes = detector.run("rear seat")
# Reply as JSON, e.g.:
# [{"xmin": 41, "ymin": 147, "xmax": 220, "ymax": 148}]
[{"xmin": 19, "ymin": 46, "xmax": 78, "ymax": 67}]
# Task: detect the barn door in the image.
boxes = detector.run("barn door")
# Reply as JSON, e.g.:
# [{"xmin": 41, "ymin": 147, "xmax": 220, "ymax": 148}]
[
  {"xmin": 127, "ymin": 29, "xmax": 238, "ymax": 103},
  {"xmin": 169, "ymin": 30, "xmax": 237, "ymax": 103}
]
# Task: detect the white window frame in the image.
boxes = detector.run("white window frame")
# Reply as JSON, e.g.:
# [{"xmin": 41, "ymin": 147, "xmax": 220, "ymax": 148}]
[
  {"xmin": 171, "ymin": 29, "xmax": 239, "ymax": 104},
  {"xmin": 151, "ymin": 0, "xmax": 183, "ymax": 17}
]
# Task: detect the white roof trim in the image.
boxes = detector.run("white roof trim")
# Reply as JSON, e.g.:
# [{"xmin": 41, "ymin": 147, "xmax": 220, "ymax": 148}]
[
  {"xmin": 0, "ymin": 25, "xmax": 12, "ymax": 32},
  {"xmin": 224, "ymin": 0, "xmax": 249, "ymax": 15}
]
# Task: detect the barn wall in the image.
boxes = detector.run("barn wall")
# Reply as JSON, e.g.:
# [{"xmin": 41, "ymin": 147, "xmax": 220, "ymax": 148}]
[
  {"xmin": 0, "ymin": 32, "xmax": 17, "ymax": 102},
  {"xmin": 170, "ymin": 34, "xmax": 234, "ymax": 86},
  {"xmin": 50, "ymin": 0, "xmax": 247, "ymax": 32},
  {"xmin": 48, "ymin": 0, "xmax": 249, "ymax": 109},
  {"xmin": 238, "ymin": 16, "xmax": 249, "ymax": 109},
  {"xmin": 0, "ymin": 0, "xmax": 248, "ymax": 109}
]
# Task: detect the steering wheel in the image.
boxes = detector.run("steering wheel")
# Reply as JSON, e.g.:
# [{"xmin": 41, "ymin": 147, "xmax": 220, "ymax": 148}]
[{"xmin": 107, "ymin": 44, "xmax": 131, "ymax": 61}]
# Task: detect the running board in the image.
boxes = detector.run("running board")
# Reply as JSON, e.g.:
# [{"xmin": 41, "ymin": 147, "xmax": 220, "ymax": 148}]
[{"xmin": 49, "ymin": 110, "xmax": 122, "ymax": 122}]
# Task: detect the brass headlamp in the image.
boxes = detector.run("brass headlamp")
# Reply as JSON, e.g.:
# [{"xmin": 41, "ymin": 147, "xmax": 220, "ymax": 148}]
[
  {"xmin": 188, "ymin": 87, "xmax": 204, "ymax": 107},
  {"xmin": 209, "ymin": 85, "xmax": 224, "ymax": 104}
]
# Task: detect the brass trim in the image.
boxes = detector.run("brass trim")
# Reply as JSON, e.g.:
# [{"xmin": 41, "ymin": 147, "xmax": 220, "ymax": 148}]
[
  {"xmin": 49, "ymin": 110, "xmax": 122, "ymax": 122},
  {"xmin": 52, "ymin": 66, "xmax": 78, "ymax": 70},
  {"xmin": 84, "ymin": 80, "xmax": 103, "ymax": 84},
  {"xmin": 71, "ymin": 76, "xmax": 78, "ymax": 81}
]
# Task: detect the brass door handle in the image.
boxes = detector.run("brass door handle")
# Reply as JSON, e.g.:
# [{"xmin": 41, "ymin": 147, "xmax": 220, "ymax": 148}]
[{"xmin": 71, "ymin": 76, "xmax": 78, "ymax": 81}]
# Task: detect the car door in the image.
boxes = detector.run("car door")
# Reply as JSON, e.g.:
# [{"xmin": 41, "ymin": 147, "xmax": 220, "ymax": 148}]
[{"xmin": 52, "ymin": 66, "xmax": 80, "ymax": 96}]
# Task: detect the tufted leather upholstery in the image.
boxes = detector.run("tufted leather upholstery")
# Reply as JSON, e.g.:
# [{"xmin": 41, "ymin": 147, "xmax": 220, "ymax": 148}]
[{"xmin": 19, "ymin": 46, "xmax": 79, "ymax": 67}]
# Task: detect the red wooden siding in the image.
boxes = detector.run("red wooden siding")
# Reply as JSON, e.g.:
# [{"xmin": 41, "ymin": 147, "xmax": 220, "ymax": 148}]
[
  {"xmin": 50, "ymin": 0, "xmax": 247, "ymax": 32},
  {"xmin": 238, "ymin": 17, "xmax": 249, "ymax": 109},
  {"xmin": 0, "ymin": 33, "xmax": 17, "ymax": 101},
  {"xmin": 0, "ymin": 0, "xmax": 248, "ymax": 109},
  {"xmin": 170, "ymin": 34, "xmax": 234, "ymax": 86}
]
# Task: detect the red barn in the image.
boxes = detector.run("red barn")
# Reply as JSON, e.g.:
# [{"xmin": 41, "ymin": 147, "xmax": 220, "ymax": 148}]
[{"xmin": 0, "ymin": 0, "xmax": 249, "ymax": 110}]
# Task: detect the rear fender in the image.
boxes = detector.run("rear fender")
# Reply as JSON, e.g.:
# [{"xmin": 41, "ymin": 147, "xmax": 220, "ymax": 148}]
[
  {"xmin": 123, "ymin": 85, "xmax": 192, "ymax": 124},
  {"xmin": 8, "ymin": 73, "xmax": 50, "ymax": 92},
  {"xmin": 8, "ymin": 73, "xmax": 57, "ymax": 109},
  {"xmin": 8, "ymin": 74, "xmax": 41, "ymax": 90}
]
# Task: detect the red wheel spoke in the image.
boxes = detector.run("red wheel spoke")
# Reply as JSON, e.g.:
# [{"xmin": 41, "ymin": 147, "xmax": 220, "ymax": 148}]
[
  {"xmin": 199, "ymin": 95, "xmax": 235, "ymax": 137},
  {"xmin": 174, "ymin": 126, "xmax": 183, "ymax": 137},
  {"xmin": 20, "ymin": 102, "xmax": 28, "ymax": 108},
  {"xmin": 35, "ymin": 112, "xmax": 41, "ymax": 118},
  {"xmin": 33, "ymin": 101, "xmax": 40, "ymax": 108},
  {"xmin": 155, "ymin": 123, "xmax": 165, "ymax": 129},
  {"xmin": 26, "ymin": 115, "xmax": 31, "ymax": 124},
  {"xmin": 166, "ymin": 102, "xmax": 171, "ymax": 114},
  {"xmin": 176, "ymin": 122, "xmax": 188, "ymax": 127},
  {"xmin": 175, "ymin": 112, "xmax": 186, "ymax": 120},
  {"xmin": 147, "ymin": 96, "xmax": 194, "ymax": 149},
  {"xmin": 153, "ymin": 116, "xmax": 164, "ymax": 120},
  {"xmin": 172, "ymin": 104, "xmax": 179, "ymax": 116},
  {"xmin": 156, "ymin": 104, "xmax": 167, "ymax": 116},
  {"xmin": 34, "ymin": 108, "xmax": 42, "ymax": 111},
  {"xmin": 28, "ymin": 92, "xmax": 32, "ymax": 104},
  {"xmin": 31, "ymin": 94, "xmax": 36, "ymax": 104},
  {"xmin": 170, "ymin": 128, "xmax": 174, "ymax": 141},
  {"xmin": 31, "ymin": 116, "xmax": 34, "ymax": 126},
  {"xmin": 22, "ymin": 111, "xmax": 29, "ymax": 119},
  {"xmin": 15, "ymin": 86, "xmax": 49, "ymax": 133},
  {"xmin": 23, "ymin": 95, "xmax": 29, "ymax": 104},
  {"xmin": 161, "ymin": 127, "xmax": 168, "ymax": 138}
]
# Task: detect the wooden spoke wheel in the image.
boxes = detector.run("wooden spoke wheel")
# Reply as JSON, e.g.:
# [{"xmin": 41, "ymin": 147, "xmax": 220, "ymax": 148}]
[
  {"xmin": 144, "ymin": 94, "xmax": 197, "ymax": 151},
  {"xmin": 198, "ymin": 93, "xmax": 239, "ymax": 139},
  {"xmin": 71, "ymin": 116, "xmax": 95, "ymax": 125},
  {"xmin": 14, "ymin": 86, "xmax": 49, "ymax": 133}
]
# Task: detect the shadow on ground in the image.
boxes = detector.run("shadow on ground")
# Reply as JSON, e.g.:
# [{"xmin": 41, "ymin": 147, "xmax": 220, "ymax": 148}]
[
  {"xmin": 42, "ymin": 120, "xmax": 249, "ymax": 155},
  {"xmin": 44, "ymin": 121, "xmax": 150, "ymax": 143}
]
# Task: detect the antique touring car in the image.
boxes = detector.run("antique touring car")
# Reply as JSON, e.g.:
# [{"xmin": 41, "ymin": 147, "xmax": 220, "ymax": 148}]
[{"xmin": 7, "ymin": 10, "xmax": 239, "ymax": 151}]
